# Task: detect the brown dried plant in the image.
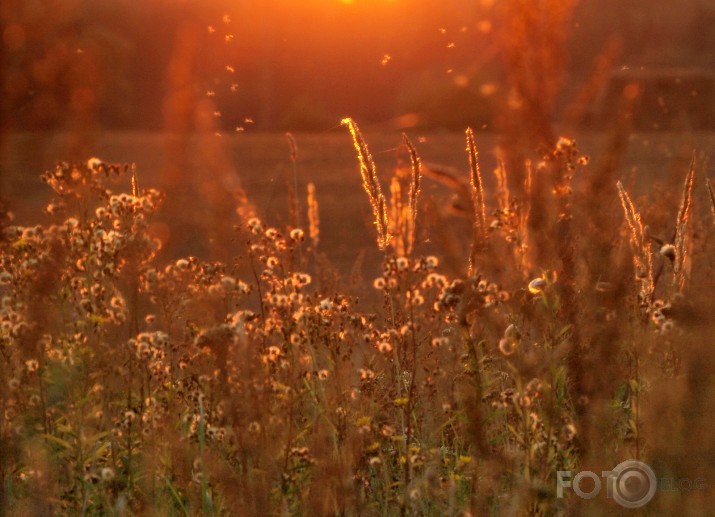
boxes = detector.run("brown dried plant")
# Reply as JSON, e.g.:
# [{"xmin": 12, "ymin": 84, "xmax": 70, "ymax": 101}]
[
  {"xmin": 387, "ymin": 176, "xmax": 411, "ymax": 258},
  {"xmin": 617, "ymin": 181, "xmax": 654, "ymax": 304},
  {"xmin": 4, "ymin": 139, "xmax": 715, "ymax": 516},
  {"xmin": 307, "ymin": 182, "xmax": 320, "ymax": 249},
  {"xmin": 389, "ymin": 176, "xmax": 405, "ymax": 255},
  {"xmin": 388, "ymin": 135, "xmax": 423, "ymax": 257},
  {"xmin": 286, "ymin": 132, "xmax": 300, "ymax": 229},
  {"xmin": 500, "ymin": 0, "xmax": 577, "ymax": 147},
  {"xmin": 342, "ymin": 118, "xmax": 390, "ymax": 249},
  {"xmin": 493, "ymin": 155, "xmax": 510, "ymax": 214},
  {"xmin": 403, "ymin": 133, "xmax": 422, "ymax": 256},
  {"xmin": 131, "ymin": 164, "xmax": 138, "ymax": 197},
  {"xmin": 521, "ymin": 159, "xmax": 533, "ymax": 258},
  {"xmin": 706, "ymin": 177, "xmax": 715, "ymax": 226},
  {"xmin": 421, "ymin": 162, "xmax": 472, "ymax": 218},
  {"xmin": 673, "ymin": 155, "xmax": 695, "ymax": 291},
  {"xmin": 466, "ymin": 127, "xmax": 487, "ymax": 274}
]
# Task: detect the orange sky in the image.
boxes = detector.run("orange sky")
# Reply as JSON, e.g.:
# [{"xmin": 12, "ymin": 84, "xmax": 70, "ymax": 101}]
[{"xmin": 198, "ymin": 0, "xmax": 497, "ymax": 127}]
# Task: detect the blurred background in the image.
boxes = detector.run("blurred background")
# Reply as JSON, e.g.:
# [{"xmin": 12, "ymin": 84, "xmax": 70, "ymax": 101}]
[
  {"xmin": 1, "ymin": 0, "xmax": 715, "ymax": 265},
  {"xmin": 2, "ymin": 0, "xmax": 715, "ymax": 134}
]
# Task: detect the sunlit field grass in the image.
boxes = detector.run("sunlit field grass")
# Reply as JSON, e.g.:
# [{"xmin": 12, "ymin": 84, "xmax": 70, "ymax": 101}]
[
  {"xmin": 4, "ymin": 130, "xmax": 714, "ymax": 268},
  {"xmin": 1, "ymin": 122, "xmax": 714, "ymax": 516}
]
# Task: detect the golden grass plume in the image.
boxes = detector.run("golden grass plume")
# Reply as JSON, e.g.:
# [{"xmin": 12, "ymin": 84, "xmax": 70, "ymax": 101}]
[
  {"xmin": 131, "ymin": 164, "xmax": 138, "ymax": 197},
  {"xmin": 673, "ymin": 154, "xmax": 695, "ymax": 290},
  {"xmin": 616, "ymin": 180, "xmax": 654, "ymax": 302},
  {"xmin": 403, "ymin": 133, "xmax": 421, "ymax": 255},
  {"xmin": 307, "ymin": 182, "xmax": 320, "ymax": 248},
  {"xmin": 466, "ymin": 127, "xmax": 487, "ymax": 274},
  {"xmin": 342, "ymin": 118, "xmax": 390, "ymax": 249},
  {"xmin": 466, "ymin": 128, "xmax": 487, "ymax": 237},
  {"xmin": 286, "ymin": 132, "xmax": 300, "ymax": 229},
  {"xmin": 706, "ymin": 177, "xmax": 715, "ymax": 226}
]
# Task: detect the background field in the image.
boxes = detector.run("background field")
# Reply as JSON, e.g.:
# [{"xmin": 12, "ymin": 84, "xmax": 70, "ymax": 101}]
[
  {"xmin": 4, "ymin": 129, "xmax": 715, "ymax": 272},
  {"xmin": 2, "ymin": 125, "xmax": 715, "ymax": 515}
]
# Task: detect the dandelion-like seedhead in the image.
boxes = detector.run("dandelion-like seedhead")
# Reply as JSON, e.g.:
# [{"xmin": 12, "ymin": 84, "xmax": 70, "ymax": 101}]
[{"xmin": 2, "ymin": 115, "xmax": 712, "ymax": 517}]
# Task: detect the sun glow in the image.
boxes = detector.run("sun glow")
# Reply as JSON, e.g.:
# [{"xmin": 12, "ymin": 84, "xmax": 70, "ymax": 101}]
[{"xmin": 340, "ymin": 0, "xmax": 398, "ymax": 4}]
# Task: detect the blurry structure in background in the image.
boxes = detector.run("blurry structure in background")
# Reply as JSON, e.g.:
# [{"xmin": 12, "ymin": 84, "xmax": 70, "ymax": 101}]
[
  {"xmin": 163, "ymin": 18, "xmax": 201, "ymax": 186},
  {"xmin": 161, "ymin": 9, "xmax": 247, "ymax": 260},
  {"xmin": 0, "ymin": 0, "xmax": 129, "ymax": 139},
  {"xmin": 1, "ymin": 0, "xmax": 122, "ymax": 198},
  {"xmin": 596, "ymin": 68, "xmax": 715, "ymax": 131},
  {"xmin": 497, "ymin": 0, "xmax": 578, "ymax": 149}
]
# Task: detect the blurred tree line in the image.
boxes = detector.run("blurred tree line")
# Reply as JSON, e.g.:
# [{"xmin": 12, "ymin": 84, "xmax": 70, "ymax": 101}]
[{"xmin": 1, "ymin": 0, "xmax": 715, "ymax": 133}]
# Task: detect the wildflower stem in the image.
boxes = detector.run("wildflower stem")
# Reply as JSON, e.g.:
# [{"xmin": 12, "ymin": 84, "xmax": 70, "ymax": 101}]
[
  {"xmin": 466, "ymin": 128, "xmax": 487, "ymax": 275},
  {"xmin": 406, "ymin": 294, "xmax": 420, "ymax": 504},
  {"xmin": 706, "ymin": 177, "xmax": 715, "ymax": 225}
]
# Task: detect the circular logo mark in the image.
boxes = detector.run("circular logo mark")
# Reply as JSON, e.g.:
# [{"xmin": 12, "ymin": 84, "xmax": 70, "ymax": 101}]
[{"xmin": 611, "ymin": 460, "xmax": 657, "ymax": 508}]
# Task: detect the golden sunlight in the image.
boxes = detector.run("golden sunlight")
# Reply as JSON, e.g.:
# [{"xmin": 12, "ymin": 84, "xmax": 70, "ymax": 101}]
[
  {"xmin": 339, "ymin": 0, "xmax": 398, "ymax": 4},
  {"xmin": 3, "ymin": 1, "xmax": 715, "ymax": 515}
]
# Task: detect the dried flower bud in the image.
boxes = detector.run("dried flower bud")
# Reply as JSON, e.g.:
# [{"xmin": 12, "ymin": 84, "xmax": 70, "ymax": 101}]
[{"xmin": 659, "ymin": 243, "xmax": 675, "ymax": 261}]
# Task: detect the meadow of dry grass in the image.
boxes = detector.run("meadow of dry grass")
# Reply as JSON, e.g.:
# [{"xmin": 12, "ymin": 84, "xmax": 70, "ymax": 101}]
[
  {"xmin": 1, "ymin": 120, "xmax": 714, "ymax": 516},
  {"xmin": 4, "ymin": 130, "xmax": 714, "ymax": 267}
]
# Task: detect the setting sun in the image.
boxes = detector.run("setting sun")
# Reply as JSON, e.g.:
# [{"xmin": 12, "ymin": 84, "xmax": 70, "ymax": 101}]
[{"xmin": 340, "ymin": 0, "xmax": 398, "ymax": 3}]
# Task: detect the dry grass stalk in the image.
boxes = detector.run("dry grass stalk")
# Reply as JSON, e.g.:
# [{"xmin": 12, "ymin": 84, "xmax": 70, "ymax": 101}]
[
  {"xmin": 616, "ymin": 181, "xmax": 654, "ymax": 302},
  {"xmin": 523, "ymin": 159, "xmax": 533, "ymax": 225},
  {"xmin": 706, "ymin": 177, "xmax": 715, "ymax": 226},
  {"xmin": 233, "ymin": 184, "xmax": 256, "ymax": 221},
  {"xmin": 673, "ymin": 155, "xmax": 695, "ymax": 290},
  {"xmin": 564, "ymin": 37, "xmax": 621, "ymax": 125},
  {"xmin": 342, "ymin": 118, "xmax": 390, "ymax": 249},
  {"xmin": 493, "ymin": 155, "xmax": 510, "ymax": 213},
  {"xmin": 519, "ymin": 159, "xmax": 533, "ymax": 271},
  {"xmin": 421, "ymin": 162, "xmax": 472, "ymax": 217},
  {"xmin": 501, "ymin": 0, "xmax": 577, "ymax": 148},
  {"xmin": 286, "ymin": 132, "xmax": 300, "ymax": 229},
  {"xmin": 286, "ymin": 131, "xmax": 298, "ymax": 162},
  {"xmin": 307, "ymin": 182, "xmax": 320, "ymax": 248},
  {"xmin": 403, "ymin": 133, "xmax": 421, "ymax": 255},
  {"xmin": 466, "ymin": 128, "xmax": 486, "ymax": 274},
  {"xmin": 388, "ymin": 176, "xmax": 406, "ymax": 255},
  {"xmin": 131, "ymin": 164, "xmax": 138, "ymax": 197},
  {"xmin": 466, "ymin": 128, "xmax": 487, "ymax": 236}
]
